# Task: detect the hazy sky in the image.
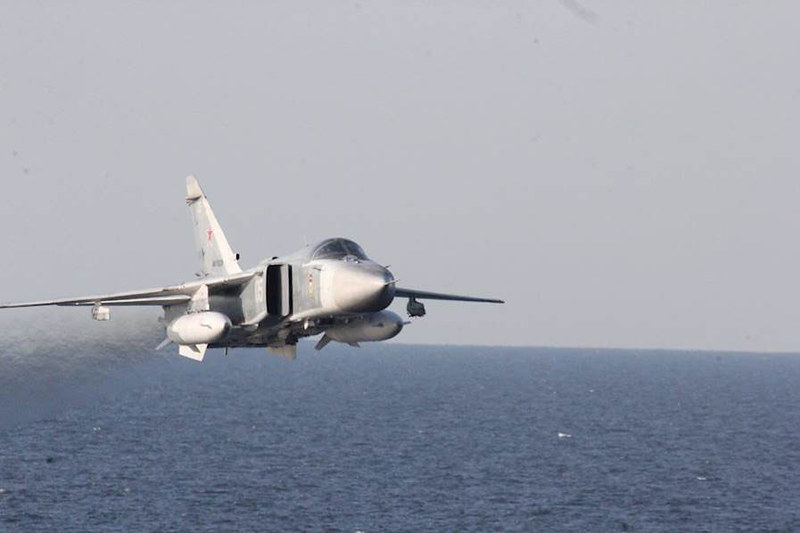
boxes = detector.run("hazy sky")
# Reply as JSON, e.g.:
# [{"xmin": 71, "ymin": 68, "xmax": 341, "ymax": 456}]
[{"xmin": 1, "ymin": 2, "xmax": 798, "ymax": 351}]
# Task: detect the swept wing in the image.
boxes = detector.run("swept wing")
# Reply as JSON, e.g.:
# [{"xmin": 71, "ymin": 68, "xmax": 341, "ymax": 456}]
[
  {"xmin": 394, "ymin": 287, "xmax": 504, "ymax": 304},
  {"xmin": 0, "ymin": 271, "xmax": 255, "ymax": 308}
]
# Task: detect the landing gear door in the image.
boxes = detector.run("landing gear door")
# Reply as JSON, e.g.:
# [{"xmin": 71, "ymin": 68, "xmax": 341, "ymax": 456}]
[{"xmin": 267, "ymin": 264, "xmax": 293, "ymax": 317}]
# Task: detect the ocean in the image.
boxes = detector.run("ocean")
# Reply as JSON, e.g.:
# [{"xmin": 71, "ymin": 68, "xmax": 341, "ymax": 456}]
[{"xmin": 1, "ymin": 328, "xmax": 799, "ymax": 531}]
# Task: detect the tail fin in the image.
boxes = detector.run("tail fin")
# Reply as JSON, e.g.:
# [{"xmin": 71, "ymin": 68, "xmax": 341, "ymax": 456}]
[{"xmin": 186, "ymin": 176, "xmax": 243, "ymax": 277}]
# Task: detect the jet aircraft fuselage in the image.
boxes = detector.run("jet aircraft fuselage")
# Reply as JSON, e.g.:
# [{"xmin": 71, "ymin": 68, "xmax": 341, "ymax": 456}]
[{"xmin": 0, "ymin": 177, "xmax": 503, "ymax": 361}]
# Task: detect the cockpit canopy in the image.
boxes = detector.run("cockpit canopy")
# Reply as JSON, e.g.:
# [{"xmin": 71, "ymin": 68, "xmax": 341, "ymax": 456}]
[{"xmin": 311, "ymin": 238, "xmax": 369, "ymax": 261}]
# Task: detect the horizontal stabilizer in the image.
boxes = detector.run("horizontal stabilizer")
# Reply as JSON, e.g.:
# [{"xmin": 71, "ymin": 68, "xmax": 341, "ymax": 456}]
[
  {"xmin": 155, "ymin": 337, "xmax": 172, "ymax": 351},
  {"xmin": 178, "ymin": 343, "xmax": 208, "ymax": 361},
  {"xmin": 267, "ymin": 345, "xmax": 297, "ymax": 360},
  {"xmin": 314, "ymin": 334, "xmax": 332, "ymax": 352}
]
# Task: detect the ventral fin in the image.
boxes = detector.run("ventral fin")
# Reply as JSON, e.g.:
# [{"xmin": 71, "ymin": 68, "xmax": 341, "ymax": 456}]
[{"xmin": 178, "ymin": 343, "xmax": 208, "ymax": 361}]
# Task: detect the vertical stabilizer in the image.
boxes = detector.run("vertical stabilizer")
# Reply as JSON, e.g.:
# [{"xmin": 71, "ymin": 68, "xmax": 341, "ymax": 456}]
[{"xmin": 186, "ymin": 176, "xmax": 242, "ymax": 277}]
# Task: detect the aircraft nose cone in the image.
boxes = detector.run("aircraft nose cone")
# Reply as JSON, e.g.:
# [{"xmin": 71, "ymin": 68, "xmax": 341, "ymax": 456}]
[{"xmin": 333, "ymin": 265, "xmax": 395, "ymax": 313}]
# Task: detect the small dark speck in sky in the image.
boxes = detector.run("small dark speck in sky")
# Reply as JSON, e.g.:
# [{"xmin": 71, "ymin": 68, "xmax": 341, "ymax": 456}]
[{"xmin": 559, "ymin": 0, "xmax": 598, "ymax": 25}]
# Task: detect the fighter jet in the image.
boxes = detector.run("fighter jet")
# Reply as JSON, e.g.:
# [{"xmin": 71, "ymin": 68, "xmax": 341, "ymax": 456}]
[{"xmin": 0, "ymin": 177, "xmax": 503, "ymax": 361}]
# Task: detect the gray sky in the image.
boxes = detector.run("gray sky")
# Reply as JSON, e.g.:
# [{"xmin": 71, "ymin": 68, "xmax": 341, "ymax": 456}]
[{"xmin": 1, "ymin": 2, "xmax": 799, "ymax": 351}]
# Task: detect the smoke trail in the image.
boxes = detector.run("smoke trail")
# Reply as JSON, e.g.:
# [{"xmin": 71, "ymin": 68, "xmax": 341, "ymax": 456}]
[{"xmin": 0, "ymin": 308, "xmax": 169, "ymax": 427}]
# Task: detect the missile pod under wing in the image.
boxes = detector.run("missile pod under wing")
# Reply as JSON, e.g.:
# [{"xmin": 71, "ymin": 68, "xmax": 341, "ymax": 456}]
[{"xmin": 167, "ymin": 312, "xmax": 232, "ymax": 345}]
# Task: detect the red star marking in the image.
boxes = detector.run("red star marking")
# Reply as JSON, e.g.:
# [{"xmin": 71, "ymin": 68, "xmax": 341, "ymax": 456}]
[{"xmin": 206, "ymin": 229, "xmax": 214, "ymax": 242}]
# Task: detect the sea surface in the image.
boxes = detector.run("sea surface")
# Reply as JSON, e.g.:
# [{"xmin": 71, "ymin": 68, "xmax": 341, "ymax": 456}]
[{"xmin": 1, "ymin": 323, "xmax": 799, "ymax": 531}]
